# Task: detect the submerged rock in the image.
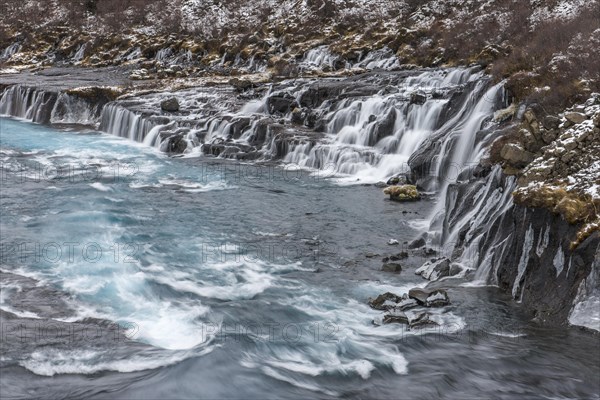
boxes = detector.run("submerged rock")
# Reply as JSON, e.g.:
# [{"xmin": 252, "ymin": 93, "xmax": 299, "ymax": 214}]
[{"xmin": 382, "ymin": 262, "xmax": 402, "ymax": 273}]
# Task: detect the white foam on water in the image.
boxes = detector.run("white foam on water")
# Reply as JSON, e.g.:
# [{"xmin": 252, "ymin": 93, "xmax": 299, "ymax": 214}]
[
  {"xmin": 19, "ymin": 346, "xmax": 216, "ymax": 377},
  {"xmin": 89, "ymin": 182, "xmax": 112, "ymax": 192}
]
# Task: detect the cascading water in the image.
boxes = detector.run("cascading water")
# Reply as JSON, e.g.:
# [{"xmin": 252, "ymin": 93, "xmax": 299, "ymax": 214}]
[
  {"xmin": 282, "ymin": 68, "xmax": 500, "ymax": 185},
  {"xmin": 99, "ymin": 104, "xmax": 157, "ymax": 142},
  {"xmin": 0, "ymin": 86, "xmax": 57, "ymax": 124},
  {"xmin": 301, "ymin": 46, "xmax": 341, "ymax": 71},
  {"xmin": 1, "ymin": 42, "xmax": 21, "ymax": 60}
]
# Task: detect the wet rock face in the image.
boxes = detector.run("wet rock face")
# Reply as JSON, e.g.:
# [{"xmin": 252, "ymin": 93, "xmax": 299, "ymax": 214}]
[{"xmin": 493, "ymin": 206, "xmax": 599, "ymax": 324}]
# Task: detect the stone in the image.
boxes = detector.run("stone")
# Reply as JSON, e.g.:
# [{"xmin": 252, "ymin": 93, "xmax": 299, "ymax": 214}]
[
  {"xmin": 229, "ymin": 78, "xmax": 253, "ymax": 92},
  {"xmin": 383, "ymin": 185, "xmax": 420, "ymax": 201},
  {"xmin": 425, "ymin": 289, "xmax": 450, "ymax": 307},
  {"xmin": 383, "ymin": 309, "xmax": 409, "ymax": 324},
  {"xmin": 542, "ymin": 129, "xmax": 559, "ymax": 144},
  {"xmin": 368, "ymin": 292, "xmax": 401, "ymax": 310},
  {"xmin": 542, "ymin": 116, "xmax": 561, "ymax": 130},
  {"xmin": 389, "ymin": 252, "xmax": 409, "ymax": 261},
  {"xmin": 410, "ymin": 91, "xmax": 427, "ymax": 105},
  {"xmin": 500, "ymin": 143, "xmax": 535, "ymax": 167},
  {"xmin": 565, "ymin": 112, "xmax": 587, "ymax": 125},
  {"xmin": 388, "ymin": 239, "xmax": 399, "ymax": 245},
  {"xmin": 415, "ymin": 257, "xmax": 451, "ymax": 280},
  {"xmin": 395, "ymin": 297, "xmax": 419, "ymax": 311},
  {"xmin": 523, "ymin": 108, "xmax": 536, "ymax": 124},
  {"xmin": 382, "ymin": 263, "xmax": 402, "ymax": 273},
  {"xmin": 408, "ymin": 288, "xmax": 450, "ymax": 307},
  {"xmin": 408, "ymin": 236, "xmax": 426, "ymax": 249},
  {"xmin": 408, "ymin": 288, "xmax": 430, "ymax": 304},
  {"xmin": 409, "ymin": 312, "xmax": 439, "ymax": 329},
  {"xmin": 267, "ymin": 93, "xmax": 297, "ymax": 114},
  {"xmin": 161, "ymin": 97, "xmax": 179, "ymax": 112},
  {"xmin": 386, "ymin": 174, "xmax": 409, "ymax": 185}
]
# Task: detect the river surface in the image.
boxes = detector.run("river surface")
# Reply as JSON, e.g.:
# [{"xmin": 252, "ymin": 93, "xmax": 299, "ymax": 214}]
[{"xmin": 1, "ymin": 117, "xmax": 599, "ymax": 399}]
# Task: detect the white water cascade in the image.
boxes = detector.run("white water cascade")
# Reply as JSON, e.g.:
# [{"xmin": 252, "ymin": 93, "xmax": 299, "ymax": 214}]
[
  {"xmin": 0, "ymin": 86, "xmax": 57, "ymax": 124},
  {"xmin": 1, "ymin": 42, "xmax": 21, "ymax": 60},
  {"xmin": 99, "ymin": 104, "xmax": 157, "ymax": 142},
  {"xmin": 283, "ymin": 68, "xmax": 501, "ymax": 184}
]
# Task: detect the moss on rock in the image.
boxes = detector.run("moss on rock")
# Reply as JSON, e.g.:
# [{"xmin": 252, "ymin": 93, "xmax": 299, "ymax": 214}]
[{"xmin": 383, "ymin": 185, "xmax": 421, "ymax": 201}]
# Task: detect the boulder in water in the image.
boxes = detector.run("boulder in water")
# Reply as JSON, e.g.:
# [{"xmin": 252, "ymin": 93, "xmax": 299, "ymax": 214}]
[
  {"xmin": 383, "ymin": 185, "xmax": 420, "ymax": 201},
  {"xmin": 386, "ymin": 174, "xmax": 409, "ymax": 185},
  {"xmin": 383, "ymin": 309, "xmax": 409, "ymax": 324},
  {"xmin": 415, "ymin": 257, "xmax": 451, "ymax": 280},
  {"xmin": 408, "ymin": 312, "xmax": 439, "ymax": 329},
  {"xmin": 408, "ymin": 234, "xmax": 427, "ymax": 249},
  {"xmin": 408, "ymin": 288, "xmax": 450, "ymax": 307},
  {"xmin": 368, "ymin": 292, "xmax": 401, "ymax": 310},
  {"xmin": 161, "ymin": 97, "xmax": 180, "ymax": 112}
]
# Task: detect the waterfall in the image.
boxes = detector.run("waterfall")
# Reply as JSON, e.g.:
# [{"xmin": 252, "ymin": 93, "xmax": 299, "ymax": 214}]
[
  {"xmin": 354, "ymin": 47, "xmax": 400, "ymax": 70},
  {"xmin": 0, "ymin": 86, "xmax": 58, "ymax": 124},
  {"xmin": 301, "ymin": 46, "xmax": 341, "ymax": 71},
  {"xmin": 99, "ymin": 104, "xmax": 156, "ymax": 142},
  {"xmin": 72, "ymin": 43, "xmax": 87, "ymax": 63},
  {"xmin": 50, "ymin": 93, "xmax": 101, "ymax": 125},
  {"xmin": 570, "ymin": 255, "xmax": 600, "ymax": 331},
  {"xmin": 1, "ymin": 42, "xmax": 21, "ymax": 60},
  {"xmin": 282, "ymin": 68, "xmax": 496, "ymax": 184}
]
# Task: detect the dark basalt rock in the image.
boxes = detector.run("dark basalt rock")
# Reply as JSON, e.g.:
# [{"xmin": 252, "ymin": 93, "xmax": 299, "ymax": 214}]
[
  {"xmin": 408, "ymin": 288, "xmax": 450, "ymax": 307},
  {"xmin": 386, "ymin": 174, "xmax": 409, "ymax": 186},
  {"xmin": 383, "ymin": 309, "xmax": 409, "ymax": 324},
  {"xmin": 410, "ymin": 91, "xmax": 427, "ymax": 105},
  {"xmin": 368, "ymin": 292, "xmax": 401, "ymax": 310},
  {"xmin": 267, "ymin": 93, "xmax": 298, "ymax": 114},
  {"xmin": 163, "ymin": 134, "xmax": 187, "ymax": 153},
  {"xmin": 161, "ymin": 97, "xmax": 179, "ymax": 112},
  {"xmin": 229, "ymin": 78, "xmax": 254, "ymax": 92},
  {"xmin": 409, "ymin": 312, "xmax": 439, "ymax": 329},
  {"xmin": 372, "ymin": 109, "xmax": 397, "ymax": 144},
  {"xmin": 408, "ymin": 235, "xmax": 426, "ymax": 249}
]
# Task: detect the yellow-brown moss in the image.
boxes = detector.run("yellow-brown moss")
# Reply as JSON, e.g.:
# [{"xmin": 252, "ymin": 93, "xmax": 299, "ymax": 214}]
[{"xmin": 513, "ymin": 184, "xmax": 599, "ymax": 248}]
